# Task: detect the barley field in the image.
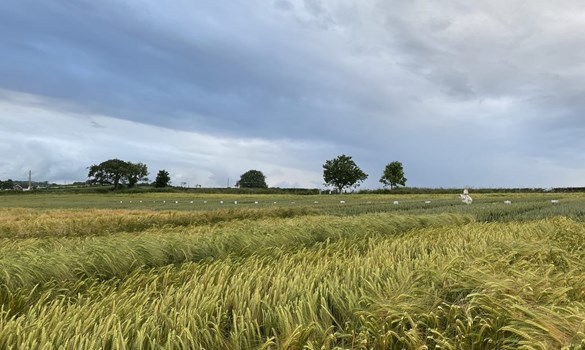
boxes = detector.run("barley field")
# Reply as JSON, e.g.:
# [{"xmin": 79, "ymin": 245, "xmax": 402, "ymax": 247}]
[{"xmin": 1, "ymin": 192, "xmax": 585, "ymax": 349}]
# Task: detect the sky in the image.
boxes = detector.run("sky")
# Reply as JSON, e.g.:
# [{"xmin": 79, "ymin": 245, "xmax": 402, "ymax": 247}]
[{"xmin": 1, "ymin": 0, "xmax": 585, "ymax": 189}]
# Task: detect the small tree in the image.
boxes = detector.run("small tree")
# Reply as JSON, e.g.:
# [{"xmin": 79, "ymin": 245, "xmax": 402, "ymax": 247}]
[
  {"xmin": 380, "ymin": 161, "xmax": 407, "ymax": 189},
  {"xmin": 0, "ymin": 179, "xmax": 15, "ymax": 190},
  {"xmin": 154, "ymin": 170, "xmax": 171, "ymax": 188},
  {"xmin": 323, "ymin": 155, "xmax": 368, "ymax": 193},
  {"xmin": 236, "ymin": 170, "xmax": 268, "ymax": 188}
]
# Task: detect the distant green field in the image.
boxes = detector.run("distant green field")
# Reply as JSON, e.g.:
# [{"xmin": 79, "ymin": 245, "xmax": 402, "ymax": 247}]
[
  {"xmin": 1, "ymin": 192, "xmax": 585, "ymax": 348},
  {"xmin": 1, "ymin": 192, "xmax": 585, "ymax": 222}
]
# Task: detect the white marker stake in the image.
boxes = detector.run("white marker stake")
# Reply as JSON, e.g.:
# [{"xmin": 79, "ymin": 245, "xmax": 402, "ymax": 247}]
[{"xmin": 394, "ymin": 201, "xmax": 399, "ymax": 205}]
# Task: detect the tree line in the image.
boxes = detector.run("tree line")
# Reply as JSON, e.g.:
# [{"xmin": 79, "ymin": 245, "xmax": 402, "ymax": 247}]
[{"xmin": 86, "ymin": 155, "xmax": 405, "ymax": 192}]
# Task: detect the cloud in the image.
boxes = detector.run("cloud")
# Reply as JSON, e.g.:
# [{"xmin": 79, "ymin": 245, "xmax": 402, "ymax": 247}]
[
  {"xmin": 0, "ymin": 93, "xmax": 334, "ymax": 187},
  {"xmin": 1, "ymin": 1, "xmax": 585, "ymax": 188}
]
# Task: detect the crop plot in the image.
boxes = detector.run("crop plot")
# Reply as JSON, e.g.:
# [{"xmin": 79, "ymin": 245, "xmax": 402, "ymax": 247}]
[{"xmin": 1, "ymin": 193, "xmax": 585, "ymax": 348}]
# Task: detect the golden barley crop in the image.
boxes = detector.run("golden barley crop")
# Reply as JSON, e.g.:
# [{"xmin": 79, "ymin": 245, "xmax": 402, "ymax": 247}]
[{"xmin": 1, "ymin": 194, "xmax": 585, "ymax": 349}]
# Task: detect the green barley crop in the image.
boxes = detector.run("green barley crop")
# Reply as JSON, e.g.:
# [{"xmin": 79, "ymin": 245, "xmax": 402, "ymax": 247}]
[
  {"xmin": 1, "ymin": 217, "xmax": 585, "ymax": 348},
  {"xmin": 0, "ymin": 213, "xmax": 470, "ymax": 313}
]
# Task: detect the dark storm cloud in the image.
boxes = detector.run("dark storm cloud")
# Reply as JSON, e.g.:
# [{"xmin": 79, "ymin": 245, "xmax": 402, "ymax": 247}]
[{"xmin": 0, "ymin": 0, "xmax": 368, "ymax": 142}]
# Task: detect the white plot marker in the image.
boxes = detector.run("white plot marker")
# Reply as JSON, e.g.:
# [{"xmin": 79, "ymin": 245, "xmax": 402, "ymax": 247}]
[
  {"xmin": 551, "ymin": 200, "xmax": 559, "ymax": 204},
  {"xmin": 220, "ymin": 201, "xmax": 223, "ymax": 204},
  {"xmin": 234, "ymin": 201, "xmax": 238, "ymax": 205},
  {"xmin": 504, "ymin": 200, "xmax": 512, "ymax": 205},
  {"xmin": 120, "ymin": 201, "xmax": 123, "ymax": 204},
  {"xmin": 190, "ymin": 201, "xmax": 194, "ymax": 204},
  {"xmin": 340, "ymin": 200, "xmax": 346, "ymax": 204},
  {"xmin": 459, "ymin": 188, "xmax": 472, "ymax": 205},
  {"xmin": 393, "ymin": 201, "xmax": 399, "ymax": 205},
  {"xmin": 175, "ymin": 201, "xmax": 179, "ymax": 204},
  {"xmin": 314, "ymin": 201, "xmax": 319, "ymax": 204},
  {"xmin": 254, "ymin": 201, "xmax": 259, "ymax": 204},
  {"xmin": 425, "ymin": 201, "xmax": 431, "ymax": 204},
  {"xmin": 203, "ymin": 201, "xmax": 207, "ymax": 204},
  {"xmin": 459, "ymin": 194, "xmax": 472, "ymax": 205}
]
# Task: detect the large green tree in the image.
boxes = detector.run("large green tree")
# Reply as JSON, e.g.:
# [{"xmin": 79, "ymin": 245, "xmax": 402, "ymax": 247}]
[
  {"xmin": 380, "ymin": 161, "xmax": 407, "ymax": 189},
  {"xmin": 323, "ymin": 155, "xmax": 368, "ymax": 193},
  {"xmin": 154, "ymin": 169, "xmax": 171, "ymax": 188},
  {"xmin": 87, "ymin": 159, "xmax": 148, "ymax": 189},
  {"xmin": 236, "ymin": 170, "xmax": 268, "ymax": 188}
]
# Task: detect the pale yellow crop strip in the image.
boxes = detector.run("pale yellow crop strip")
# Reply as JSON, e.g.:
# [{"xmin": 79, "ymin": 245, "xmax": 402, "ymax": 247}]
[{"xmin": 0, "ymin": 207, "xmax": 319, "ymax": 239}]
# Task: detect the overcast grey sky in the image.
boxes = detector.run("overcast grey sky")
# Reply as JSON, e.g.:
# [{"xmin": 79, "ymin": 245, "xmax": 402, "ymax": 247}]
[{"xmin": 1, "ymin": 0, "xmax": 585, "ymax": 189}]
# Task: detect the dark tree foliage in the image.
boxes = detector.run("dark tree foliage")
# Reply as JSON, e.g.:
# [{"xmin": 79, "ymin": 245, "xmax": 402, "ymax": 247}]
[
  {"xmin": 87, "ymin": 159, "xmax": 148, "ymax": 189},
  {"xmin": 154, "ymin": 170, "xmax": 171, "ymax": 188},
  {"xmin": 380, "ymin": 161, "xmax": 407, "ymax": 189},
  {"xmin": 0, "ymin": 179, "xmax": 15, "ymax": 190},
  {"xmin": 323, "ymin": 154, "xmax": 368, "ymax": 193},
  {"xmin": 127, "ymin": 162, "xmax": 149, "ymax": 187},
  {"xmin": 236, "ymin": 170, "xmax": 268, "ymax": 188}
]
